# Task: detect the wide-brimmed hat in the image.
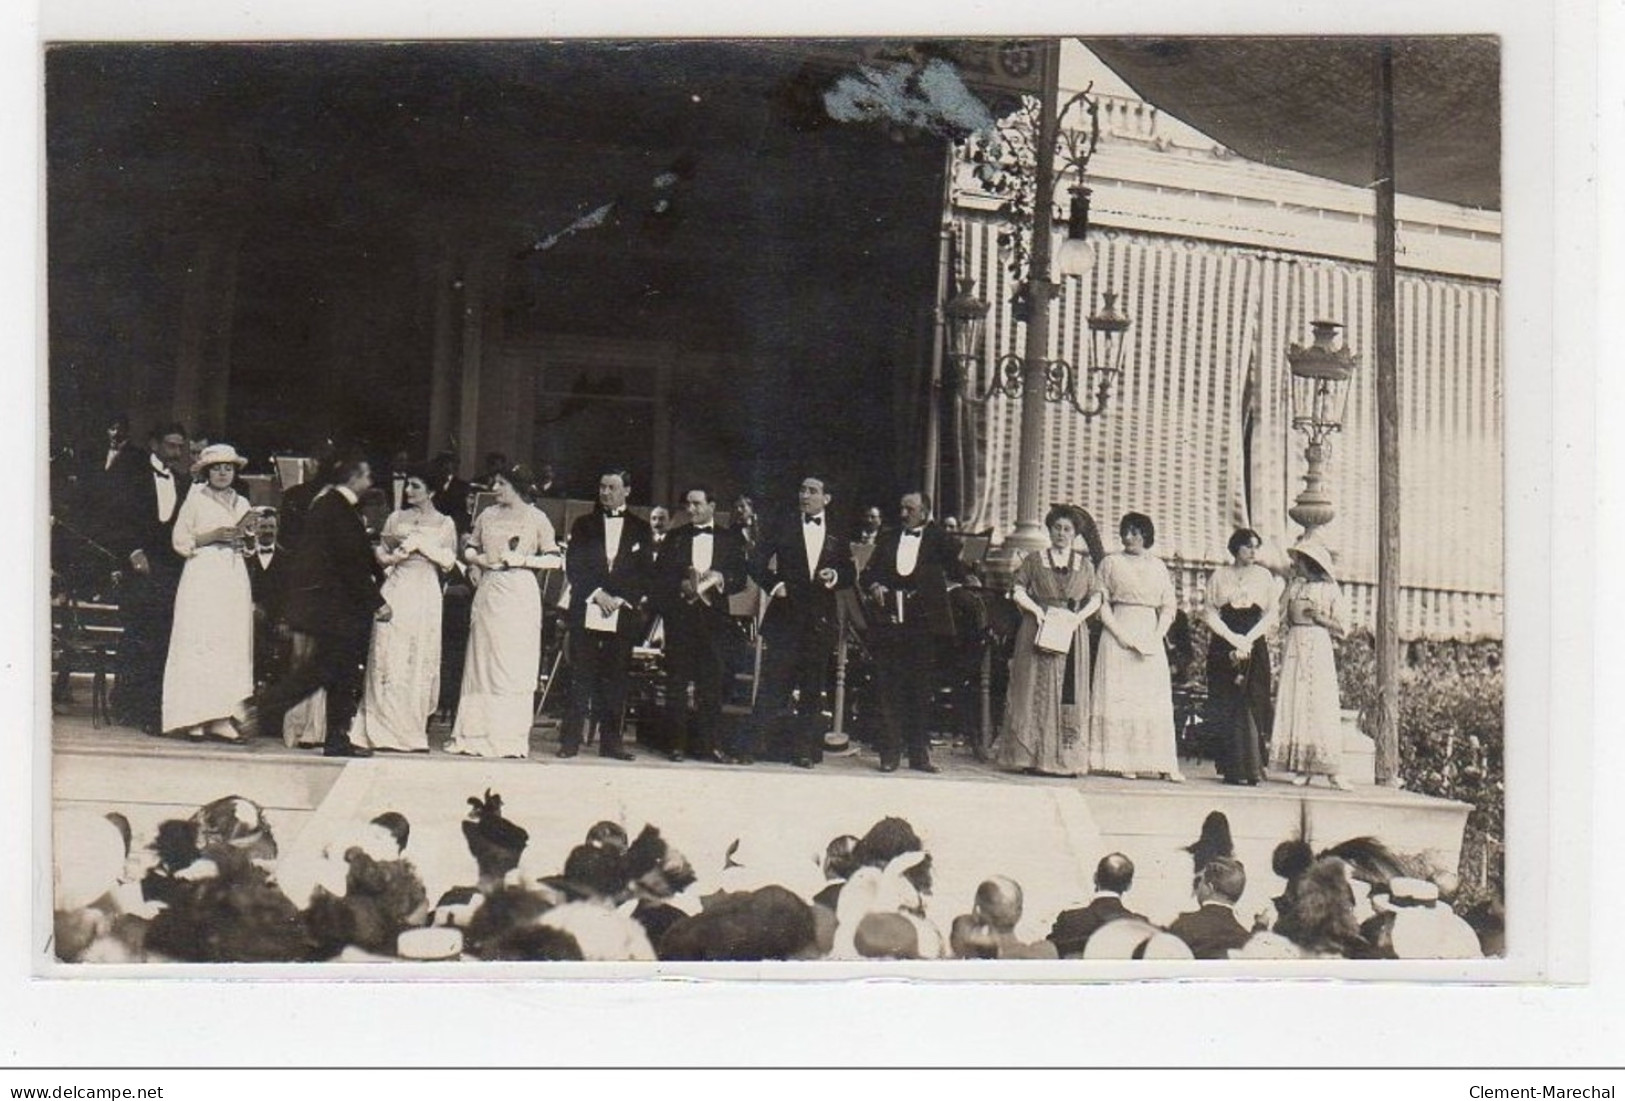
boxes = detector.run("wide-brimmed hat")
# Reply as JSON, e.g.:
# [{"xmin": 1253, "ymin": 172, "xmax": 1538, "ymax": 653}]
[
  {"xmin": 191, "ymin": 443, "xmax": 249, "ymax": 475},
  {"xmin": 1287, "ymin": 538, "xmax": 1337, "ymax": 582}
]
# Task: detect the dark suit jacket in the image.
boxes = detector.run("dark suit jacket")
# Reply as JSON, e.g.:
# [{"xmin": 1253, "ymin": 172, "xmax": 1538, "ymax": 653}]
[
  {"xmin": 245, "ymin": 548, "xmax": 287, "ymax": 621},
  {"xmin": 564, "ymin": 509, "xmax": 653, "ymax": 638},
  {"xmin": 279, "ymin": 489, "xmax": 386, "ymax": 637},
  {"xmin": 1047, "ymin": 894, "xmax": 1146, "ymax": 958},
  {"xmin": 104, "ymin": 446, "xmax": 189, "ymax": 572},
  {"xmin": 1168, "ymin": 903, "xmax": 1252, "ymax": 960},
  {"xmin": 857, "ymin": 523, "xmax": 962, "ymax": 638},
  {"xmin": 431, "ymin": 475, "xmax": 473, "ymax": 536},
  {"xmin": 644, "ymin": 534, "xmax": 677, "ymax": 614},
  {"xmin": 750, "ymin": 513, "xmax": 856, "ymax": 647},
  {"xmin": 654, "ymin": 524, "xmax": 750, "ymax": 624},
  {"xmin": 277, "ymin": 480, "xmax": 324, "ymax": 555}
]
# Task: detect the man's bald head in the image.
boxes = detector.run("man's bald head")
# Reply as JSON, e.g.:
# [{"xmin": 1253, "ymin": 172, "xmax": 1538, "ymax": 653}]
[
  {"xmin": 973, "ymin": 876, "xmax": 1024, "ymax": 931},
  {"xmin": 1094, "ymin": 853, "xmax": 1135, "ymax": 895}
]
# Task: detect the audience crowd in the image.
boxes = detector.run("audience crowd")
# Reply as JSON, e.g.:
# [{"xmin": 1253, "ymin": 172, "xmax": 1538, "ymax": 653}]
[{"xmin": 52, "ymin": 796, "xmax": 1500, "ymax": 964}]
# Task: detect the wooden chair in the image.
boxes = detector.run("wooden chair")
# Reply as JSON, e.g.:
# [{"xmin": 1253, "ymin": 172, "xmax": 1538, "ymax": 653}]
[{"xmin": 51, "ymin": 598, "xmax": 122, "ymax": 727}]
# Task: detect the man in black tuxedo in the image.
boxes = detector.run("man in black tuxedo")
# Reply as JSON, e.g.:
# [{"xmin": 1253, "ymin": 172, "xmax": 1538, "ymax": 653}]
[
  {"xmin": 655, "ymin": 486, "xmax": 750, "ymax": 762},
  {"xmin": 558, "ymin": 467, "xmax": 651, "ymax": 761},
  {"xmin": 1047, "ymin": 853, "xmax": 1147, "ymax": 959},
  {"xmin": 100, "ymin": 414, "xmax": 136, "ymax": 474},
  {"xmin": 858, "ymin": 490, "xmax": 962, "ymax": 773},
  {"xmin": 429, "ymin": 451, "xmax": 473, "ymax": 537},
  {"xmin": 244, "ymin": 508, "xmax": 290, "ymax": 696},
  {"xmin": 236, "ymin": 453, "xmax": 390, "ymax": 757},
  {"xmin": 104, "ymin": 423, "xmax": 191, "ymax": 734},
  {"xmin": 276, "ymin": 456, "xmax": 328, "ymax": 556},
  {"xmin": 739, "ymin": 475, "xmax": 855, "ymax": 768},
  {"xmin": 647, "ymin": 505, "xmax": 673, "ymax": 563},
  {"xmin": 1167, "ymin": 856, "xmax": 1252, "ymax": 960},
  {"xmin": 855, "ymin": 505, "xmax": 884, "ymax": 547}
]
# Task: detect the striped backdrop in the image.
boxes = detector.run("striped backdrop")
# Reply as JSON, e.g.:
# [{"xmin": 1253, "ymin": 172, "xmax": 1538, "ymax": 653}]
[{"xmin": 954, "ymin": 214, "xmax": 1504, "ymax": 640}]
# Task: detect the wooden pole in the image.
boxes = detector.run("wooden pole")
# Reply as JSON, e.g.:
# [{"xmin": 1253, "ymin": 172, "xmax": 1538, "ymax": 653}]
[
  {"xmin": 923, "ymin": 142, "xmax": 956, "ymax": 512},
  {"xmin": 1373, "ymin": 41, "xmax": 1402, "ymax": 785},
  {"xmin": 1007, "ymin": 38, "xmax": 1061, "ymax": 555}
]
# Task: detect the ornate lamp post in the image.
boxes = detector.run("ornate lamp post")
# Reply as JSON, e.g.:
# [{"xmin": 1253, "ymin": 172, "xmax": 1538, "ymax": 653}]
[
  {"xmin": 947, "ymin": 43, "xmax": 1133, "ymax": 553},
  {"xmin": 1286, "ymin": 320, "xmax": 1359, "ymax": 541}
]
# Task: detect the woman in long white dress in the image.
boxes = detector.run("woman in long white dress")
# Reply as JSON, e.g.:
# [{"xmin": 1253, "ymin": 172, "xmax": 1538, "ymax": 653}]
[
  {"xmin": 1087, "ymin": 511, "xmax": 1184, "ymax": 782},
  {"xmin": 161, "ymin": 444, "xmax": 256, "ymax": 741},
  {"xmin": 1270, "ymin": 540, "xmax": 1352, "ymax": 790},
  {"xmin": 445, "ymin": 466, "xmax": 561, "ymax": 758},
  {"xmin": 349, "ymin": 469, "xmax": 458, "ymax": 753}
]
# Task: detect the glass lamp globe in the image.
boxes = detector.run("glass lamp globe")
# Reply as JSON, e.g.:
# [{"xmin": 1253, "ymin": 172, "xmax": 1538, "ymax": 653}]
[{"xmin": 1054, "ymin": 229, "xmax": 1096, "ymax": 279}]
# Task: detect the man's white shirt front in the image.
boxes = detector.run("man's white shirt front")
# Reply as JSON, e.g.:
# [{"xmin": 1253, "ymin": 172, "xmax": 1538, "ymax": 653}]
[
  {"xmin": 689, "ymin": 528, "xmax": 714, "ymax": 574},
  {"xmin": 150, "ymin": 455, "xmax": 177, "ymax": 524},
  {"xmin": 896, "ymin": 526, "xmax": 924, "ymax": 577},
  {"xmin": 802, "ymin": 513, "xmax": 826, "ymax": 577}
]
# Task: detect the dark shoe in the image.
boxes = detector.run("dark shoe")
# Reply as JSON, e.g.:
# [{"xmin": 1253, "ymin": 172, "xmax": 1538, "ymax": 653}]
[
  {"xmin": 709, "ymin": 748, "xmax": 737, "ymax": 765},
  {"xmin": 555, "ymin": 745, "xmax": 580, "ymax": 759},
  {"xmin": 323, "ymin": 743, "xmax": 372, "ymax": 758},
  {"xmin": 733, "ymin": 752, "xmax": 755, "ymax": 766},
  {"xmin": 909, "ymin": 761, "xmax": 942, "ymax": 774},
  {"xmin": 667, "ymin": 751, "xmax": 686, "ymax": 763},
  {"xmin": 600, "ymin": 749, "xmax": 636, "ymax": 762},
  {"xmin": 879, "ymin": 760, "xmax": 900, "ymax": 774},
  {"xmin": 791, "ymin": 756, "xmax": 815, "ymax": 770}
]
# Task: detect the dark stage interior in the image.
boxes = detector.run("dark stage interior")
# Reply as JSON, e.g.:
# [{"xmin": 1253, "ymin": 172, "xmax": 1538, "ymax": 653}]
[{"xmin": 48, "ymin": 40, "xmax": 955, "ymax": 508}]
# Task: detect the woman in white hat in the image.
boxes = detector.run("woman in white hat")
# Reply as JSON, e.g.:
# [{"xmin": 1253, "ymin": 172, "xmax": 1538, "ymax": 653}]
[
  {"xmin": 1270, "ymin": 539, "xmax": 1350, "ymax": 789},
  {"xmin": 160, "ymin": 443, "xmax": 257, "ymax": 741}
]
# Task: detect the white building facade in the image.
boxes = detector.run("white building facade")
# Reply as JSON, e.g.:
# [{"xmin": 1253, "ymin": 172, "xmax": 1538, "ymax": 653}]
[{"xmin": 953, "ymin": 76, "xmax": 1503, "ymax": 641}]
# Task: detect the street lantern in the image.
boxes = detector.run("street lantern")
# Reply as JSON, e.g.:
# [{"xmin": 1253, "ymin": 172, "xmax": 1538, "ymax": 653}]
[
  {"xmin": 945, "ymin": 277, "xmax": 1023, "ymax": 403},
  {"xmin": 1288, "ymin": 319, "xmax": 1358, "ymax": 443},
  {"xmin": 1286, "ymin": 320, "xmax": 1360, "ymax": 537},
  {"xmin": 1053, "ymin": 185, "xmax": 1096, "ymax": 278},
  {"xmin": 1086, "ymin": 290, "xmax": 1131, "ymax": 383},
  {"xmin": 944, "ymin": 278, "xmax": 990, "ymax": 367}
]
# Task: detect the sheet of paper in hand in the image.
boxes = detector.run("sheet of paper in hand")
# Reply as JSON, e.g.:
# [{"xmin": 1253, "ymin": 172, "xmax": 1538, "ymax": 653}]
[
  {"xmin": 585, "ymin": 600, "xmax": 621, "ymax": 634},
  {"xmin": 1034, "ymin": 607, "xmax": 1083, "ymax": 654}
]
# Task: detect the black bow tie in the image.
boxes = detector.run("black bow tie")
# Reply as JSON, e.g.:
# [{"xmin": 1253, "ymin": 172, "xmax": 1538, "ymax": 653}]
[
  {"xmin": 605, "ymin": 510, "xmax": 624, "ymax": 519},
  {"xmin": 803, "ymin": 515, "xmax": 823, "ymax": 526},
  {"xmin": 153, "ymin": 468, "xmax": 171, "ymax": 480},
  {"xmin": 692, "ymin": 526, "xmax": 714, "ymax": 535},
  {"xmin": 902, "ymin": 529, "xmax": 922, "ymax": 539}
]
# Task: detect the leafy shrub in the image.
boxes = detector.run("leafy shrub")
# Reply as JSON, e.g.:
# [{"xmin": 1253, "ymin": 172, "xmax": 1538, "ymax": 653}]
[{"xmin": 1335, "ymin": 630, "xmax": 1505, "ymax": 907}]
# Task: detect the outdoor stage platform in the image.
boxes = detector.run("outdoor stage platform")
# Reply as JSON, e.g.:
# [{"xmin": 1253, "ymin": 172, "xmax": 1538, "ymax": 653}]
[{"xmin": 51, "ymin": 704, "xmax": 1472, "ymax": 941}]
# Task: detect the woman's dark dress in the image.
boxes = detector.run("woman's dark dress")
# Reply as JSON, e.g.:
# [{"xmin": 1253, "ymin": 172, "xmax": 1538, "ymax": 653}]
[{"xmin": 1205, "ymin": 604, "xmax": 1272, "ymax": 784}]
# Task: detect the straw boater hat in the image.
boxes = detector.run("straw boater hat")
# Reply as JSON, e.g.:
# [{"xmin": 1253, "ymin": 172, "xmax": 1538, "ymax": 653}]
[
  {"xmin": 191, "ymin": 442, "xmax": 249, "ymax": 475},
  {"xmin": 1287, "ymin": 538, "xmax": 1337, "ymax": 582}
]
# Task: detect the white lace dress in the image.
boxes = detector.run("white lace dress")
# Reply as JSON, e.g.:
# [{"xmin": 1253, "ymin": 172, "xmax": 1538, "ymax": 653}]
[
  {"xmin": 445, "ymin": 505, "xmax": 560, "ymax": 758},
  {"xmin": 349, "ymin": 509, "xmax": 458, "ymax": 752}
]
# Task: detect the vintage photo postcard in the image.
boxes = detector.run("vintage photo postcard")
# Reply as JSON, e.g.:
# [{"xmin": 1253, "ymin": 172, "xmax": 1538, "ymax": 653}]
[{"xmin": 37, "ymin": 22, "xmax": 1541, "ymax": 988}]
